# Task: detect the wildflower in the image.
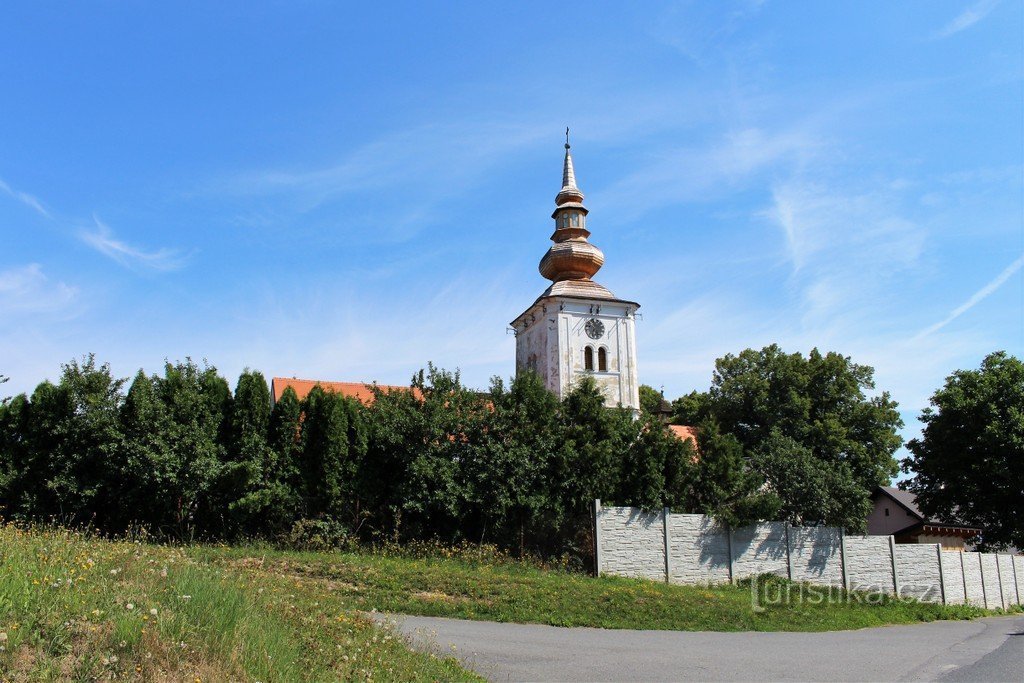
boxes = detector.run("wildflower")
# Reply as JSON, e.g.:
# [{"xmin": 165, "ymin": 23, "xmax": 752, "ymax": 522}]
[
  {"xmin": 109, "ymin": 568, "xmax": 120, "ymax": 575},
  {"xmin": 150, "ymin": 608, "xmax": 158, "ymax": 616},
  {"xmin": 0, "ymin": 633, "xmax": 7, "ymax": 642},
  {"xmin": 125, "ymin": 603, "xmax": 134, "ymax": 610}
]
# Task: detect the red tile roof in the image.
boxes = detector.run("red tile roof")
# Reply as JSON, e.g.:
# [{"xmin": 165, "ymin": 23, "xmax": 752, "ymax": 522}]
[
  {"xmin": 667, "ymin": 424, "xmax": 698, "ymax": 446},
  {"xmin": 270, "ymin": 377, "xmax": 421, "ymax": 405}
]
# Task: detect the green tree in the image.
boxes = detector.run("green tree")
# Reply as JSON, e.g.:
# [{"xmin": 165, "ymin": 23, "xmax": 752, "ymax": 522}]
[
  {"xmin": 903, "ymin": 351, "xmax": 1024, "ymax": 551},
  {"xmin": 0, "ymin": 393, "xmax": 31, "ymax": 516},
  {"xmin": 638, "ymin": 384, "xmax": 665, "ymax": 417},
  {"xmin": 671, "ymin": 390, "xmax": 711, "ymax": 426},
  {"xmin": 18, "ymin": 356, "xmax": 125, "ymax": 525},
  {"xmin": 751, "ymin": 430, "xmax": 870, "ymax": 530},
  {"xmin": 226, "ymin": 370, "xmax": 296, "ymax": 536},
  {"xmin": 300, "ymin": 386, "xmax": 352, "ymax": 519},
  {"xmin": 113, "ymin": 370, "xmax": 174, "ymax": 532},
  {"xmin": 698, "ymin": 345, "xmax": 902, "ymax": 524},
  {"xmin": 468, "ymin": 371, "xmax": 561, "ymax": 553},
  {"xmin": 687, "ymin": 418, "xmax": 778, "ymax": 527},
  {"xmin": 617, "ymin": 416, "xmax": 696, "ymax": 510},
  {"xmin": 154, "ymin": 359, "xmax": 231, "ymax": 539},
  {"xmin": 268, "ymin": 386, "xmax": 303, "ymax": 517}
]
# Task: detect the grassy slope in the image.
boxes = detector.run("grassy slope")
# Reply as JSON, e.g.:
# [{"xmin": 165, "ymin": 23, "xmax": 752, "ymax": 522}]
[
  {"xmin": 0, "ymin": 526, "xmax": 473, "ymax": 681},
  {"xmin": 3, "ymin": 529, "xmax": 1019, "ymax": 681},
  {"xmin": 195, "ymin": 544, "xmax": 1015, "ymax": 633}
]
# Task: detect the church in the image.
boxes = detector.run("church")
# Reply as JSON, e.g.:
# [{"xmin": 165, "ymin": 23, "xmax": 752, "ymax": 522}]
[
  {"xmin": 273, "ymin": 136, "xmax": 641, "ymax": 414},
  {"xmin": 510, "ymin": 136, "xmax": 641, "ymax": 412}
]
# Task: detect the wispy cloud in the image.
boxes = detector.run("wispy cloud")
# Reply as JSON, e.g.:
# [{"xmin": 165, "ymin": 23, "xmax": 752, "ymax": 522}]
[
  {"xmin": 0, "ymin": 263, "xmax": 77, "ymax": 315},
  {"xmin": 80, "ymin": 216, "xmax": 189, "ymax": 272},
  {"xmin": 0, "ymin": 178, "xmax": 51, "ymax": 219},
  {"xmin": 913, "ymin": 253, "xmax": 1024, "ymax": 340},
  {"xmin": 931, "ymin": 0, "xmax": 1000, "ymax": 39}
]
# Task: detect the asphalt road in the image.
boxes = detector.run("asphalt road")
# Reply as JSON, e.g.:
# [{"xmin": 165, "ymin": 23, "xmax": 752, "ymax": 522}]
[{"xmin": 375, "ymin": 613, "xmax": 1024, "ymax": 682}]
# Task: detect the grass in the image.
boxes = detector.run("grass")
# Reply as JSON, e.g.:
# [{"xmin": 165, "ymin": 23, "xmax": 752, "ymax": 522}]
[
  {"xmin": 0, "ymin": 524, "xmax": 474, "ymax": 681},
  {"xmin": 196, "ymin": 544, "xmax": 1016, "ymax": 633},
  {"xmin": 2, "ymin": 527, "xmax": 1020, "ymax": 681}
]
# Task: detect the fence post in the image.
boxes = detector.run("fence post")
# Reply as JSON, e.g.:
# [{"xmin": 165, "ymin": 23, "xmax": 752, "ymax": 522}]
[
  {"xmin": 979, "ymin": 553, "xmax": 988, "ymax": 609},
  {"xmin": 840, "ymin": 528, "xmax": 850, "ymax": 591},
  {"xmin": 995, "ymin": 555, "xmax": 1006, "ymax": 610},
  {"xmin": 593, "ymin": 499, "xmax": 602, "ymax": 577},
  {"xmin": 960, "ymin": 551, "xmax": 968, "ymax": 605},
  {"xmin": 889, "ymin": 536, "xmax": 900, "ymax": 597},
  {"xmin": 784, "ymin": 523, "xmax": 793, "ymax": 581},
  {"xmin": 663, "ymin": 508, "xmax": 671, "ymax": 584},
  {"xmin": 935, "ymin": 544, "xmax": 946, "ymax": 605},
  {"xmin": 1013, "ymin": 554, "xmax": 1021, "ymax": 606},
  {"xmin": 727, "ymin": 524, "xmax": 735, "ymax": 585}
]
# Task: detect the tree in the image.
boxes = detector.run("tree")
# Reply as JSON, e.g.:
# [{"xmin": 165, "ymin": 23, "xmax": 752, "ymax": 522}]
[
  {"xmin": 113, "ymin": 370, "xmax": 174, "ymax": 532},
  {"xmin": 154, "ymin": 359, "xmax": 232, "ymax": 539},
  {"xmin": 18, "ymin": 356, "xmax": 125, "ymax": 525},
  {"xmin": 638, "ymin": 384, "xmax": 665, "ymax": 417},
  {"xmin": 687, "ymin": 418, "xmax": 778, "ymax": 527},
  {"xmin": 903, "ymin": 351, "xmax": 1024, "ymax": 551},
  {"xmin": 226, "ymin": 370, "xmax": 294, "ymax": 536},
  {"xmin": 751, "ymin": 430, "xmax": 870, "ymax": 531},
  {"xmin": 685, "ymin": 345, "xmax": 902, "ymax": 526},
  {"xmin": 617, "ymin": 416, "xmax": 696, "ymax": 510}
]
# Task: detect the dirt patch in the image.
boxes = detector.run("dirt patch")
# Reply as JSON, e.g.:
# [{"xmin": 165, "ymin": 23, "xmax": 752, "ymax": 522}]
[{"xmin": 412, "ymin": 591, "xmax": 461, "ymax": 604}]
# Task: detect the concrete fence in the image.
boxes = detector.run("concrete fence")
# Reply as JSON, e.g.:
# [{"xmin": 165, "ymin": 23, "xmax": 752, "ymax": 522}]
[{"xmin": 594, "ymin": 501, "xmax": 1022, "ymax": 607}]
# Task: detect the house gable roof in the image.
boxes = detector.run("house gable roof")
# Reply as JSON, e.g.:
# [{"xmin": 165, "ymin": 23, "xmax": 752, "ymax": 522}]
[
  {"xmin": 873, "ymin": 486, "xmax": 981, "ymax": 534},
  {"xmin": 270, "ymin": 377, "xmax": 421, "ymax": 405}
]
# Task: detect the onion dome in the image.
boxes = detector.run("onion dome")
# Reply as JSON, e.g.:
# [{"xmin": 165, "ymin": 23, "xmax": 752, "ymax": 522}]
[{"xmin": 537, "ymin": 133, "xmax": 614, "ymax": 299}]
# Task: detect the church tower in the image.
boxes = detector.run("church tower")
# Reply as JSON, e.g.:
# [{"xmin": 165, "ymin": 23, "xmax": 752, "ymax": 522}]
[{"xmin": 511, "ymin": 136, "xmax": 641, "ymax": 411}]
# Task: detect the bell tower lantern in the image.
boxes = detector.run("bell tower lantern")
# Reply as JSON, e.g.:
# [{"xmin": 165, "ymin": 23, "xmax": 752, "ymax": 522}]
[{"xmin": 510, "ymin": 133, "xmax": 641, "ymax": 411}]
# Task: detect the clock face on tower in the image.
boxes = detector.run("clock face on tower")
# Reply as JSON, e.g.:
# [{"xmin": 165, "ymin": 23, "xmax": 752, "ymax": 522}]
[{"xmin": 585, "ymin": 318, "xmax": 605, "ymax": 339}]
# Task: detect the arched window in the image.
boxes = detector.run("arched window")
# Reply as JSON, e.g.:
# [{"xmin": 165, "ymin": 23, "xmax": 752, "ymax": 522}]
[
  {"xmin": 598, "ymin": 347, "xmax": 607, "ymax": 372},
  {"xmin": 584, "ymin": 346, "xmax": 594, "ymax": 371},
  {"xmin": 561, "ymin": 213, "xmax": 569, "ymax": 228},
  {"xmin": 572, "ymin": 212, "xmax": 580, "ymax": 227}
]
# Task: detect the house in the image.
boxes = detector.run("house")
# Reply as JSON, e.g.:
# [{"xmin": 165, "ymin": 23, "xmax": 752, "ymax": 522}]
[
  {"xmin": 867, "ymin": 486, "xmax": 980, "ymax": 549},
  {"xmin": 270, "ymin": 377, "xmax": 421, "ymax": 406}
]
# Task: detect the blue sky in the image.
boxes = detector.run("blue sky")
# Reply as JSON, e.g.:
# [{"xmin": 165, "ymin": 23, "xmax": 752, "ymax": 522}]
[{"xmin": 1, "ymin": 1, "xmax": 1021, "ymax": 460}]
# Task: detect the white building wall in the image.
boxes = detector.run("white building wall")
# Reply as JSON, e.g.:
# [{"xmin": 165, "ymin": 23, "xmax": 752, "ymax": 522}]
[{"xmin": 515, "ymin": 297, "xmax": 640, "ymax": 411}]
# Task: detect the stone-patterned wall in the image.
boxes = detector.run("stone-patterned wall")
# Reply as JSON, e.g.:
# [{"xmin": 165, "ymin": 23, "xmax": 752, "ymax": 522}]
[
  {"xmin": 1014, "ymin": 556, "xmax": 1024, "ymax": 607},
  {"xmin": 844, "ymin": 536, "xmax": 895, "ymax": 593},
  {"xmin": 980, "ymin": 553, "xmax": 1000, "ymax": 609},
  {"xmin": 667, "ymin": 513, "xmax": 730, "ymax": 585},
  {"xmin": 594, "ymin": 503, "xmax": 1018, "ymax": 608},
  {"xmin": 789, "ymin": 527, "xmax": 843, "ymax": 586},
  {"xmin": 962, "ymin": 552, "xmax": 986, "ymax": 606},
  {"xmin": 895, "ymin": 545, "xmax": 942, "ymax": 602},
  {"xmin": 997, "ymin": 555, "xmax": 1019, "ymax": 607},
  {"xmin": 596, "ymin": 506, "xmax": 664, "ymax": 581},
  {"xmin": 731, "ymin": 522, "xmax": 790, "ymax": 580},
  {"xmin": 939, "ymin": 550, "xmax": 966, "ymax": 605}
]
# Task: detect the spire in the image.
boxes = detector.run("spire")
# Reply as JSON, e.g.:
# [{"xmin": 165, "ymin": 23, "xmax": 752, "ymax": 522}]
[
  {"xmin": 561, "ymin": 127, "xmax": 578, "ymax": 191},
  {"xmin": 538, "ymin": 133, "xmax": 611, "ymax": 297}
]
